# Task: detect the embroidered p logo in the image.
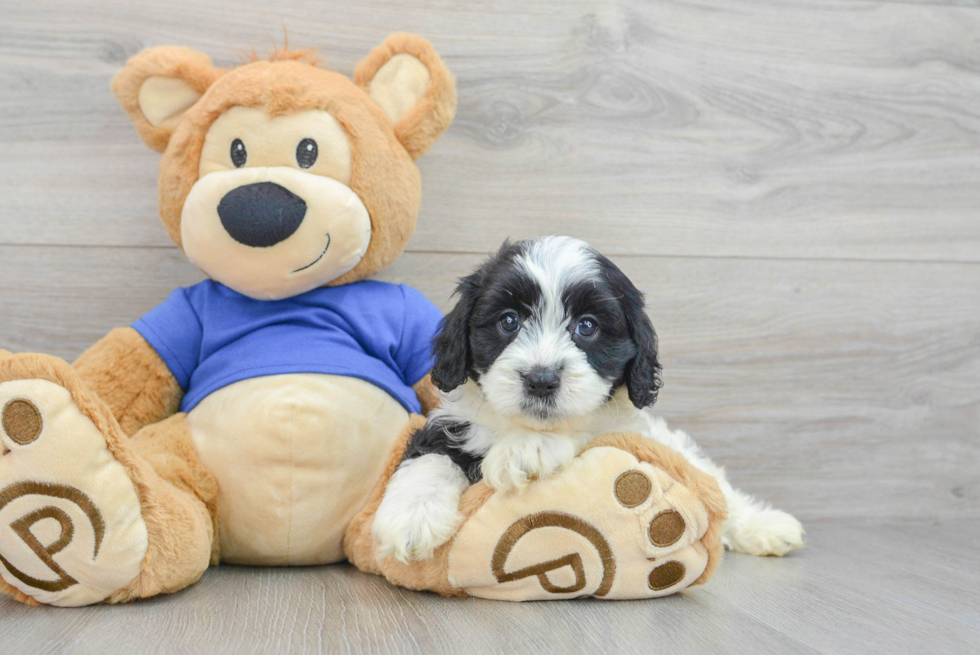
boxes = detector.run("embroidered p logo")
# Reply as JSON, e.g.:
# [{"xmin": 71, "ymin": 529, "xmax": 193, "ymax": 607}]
[
  {"xmin": 0, "ymin": 481, "xmax": 105, "ymax": 593},
  {"xmin": 490, "ymin": 511, "xmax": 616, "ymax": 597}
]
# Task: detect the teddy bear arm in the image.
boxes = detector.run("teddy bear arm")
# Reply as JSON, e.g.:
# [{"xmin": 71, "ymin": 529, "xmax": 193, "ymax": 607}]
[
  {"xmin": 411, "ymin": 373, "xmax": 441, "ymax": 415},
  {"xmin": 73, "ymin": 327, "xmax": 182, "ymax": 436}
]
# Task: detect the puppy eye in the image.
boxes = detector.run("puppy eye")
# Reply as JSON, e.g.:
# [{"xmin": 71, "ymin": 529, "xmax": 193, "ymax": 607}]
[
  {"xmin": 230, "ymin": 139, "xmax": 247, "ymax": 168},
  {"xmin": 575, "ymin": 317, "xmax": 598, "ymax": 339},
  {"xmin": 498, "ymin": 312, "xmax": 521, "ymax": 334},
  {"xmin": 296, "ymin": 138, "xmax": 318, "ymax": 169}
]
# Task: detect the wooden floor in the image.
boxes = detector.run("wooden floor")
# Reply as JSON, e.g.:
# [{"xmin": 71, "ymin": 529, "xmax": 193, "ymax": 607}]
[
  {"xmin": 0, "ymin": 521, "xmax": 976, "ymax": 654},
  {"xmin": 0, "ymin": 0, "xmax": 978, "ymax": 652}
]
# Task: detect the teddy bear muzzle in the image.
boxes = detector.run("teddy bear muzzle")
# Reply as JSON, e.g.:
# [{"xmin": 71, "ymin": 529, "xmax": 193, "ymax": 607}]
[{"xmin": 180, "ymin": 166, "xmax": 372, "ymax": 301}]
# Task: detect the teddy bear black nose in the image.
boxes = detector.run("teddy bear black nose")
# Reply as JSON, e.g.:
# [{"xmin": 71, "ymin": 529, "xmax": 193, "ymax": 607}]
[{"xmin": 217, "ymin": 182, "xmax": 307, "ymax": 248}]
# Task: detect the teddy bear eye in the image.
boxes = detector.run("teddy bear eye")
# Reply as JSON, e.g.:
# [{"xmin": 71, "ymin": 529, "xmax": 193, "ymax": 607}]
[
  {"xmin": 296, "ymin": 138, "xmax": 318, "ymax": 169},
  {"xmin": 230, "ymin": 139, "xmax": 247, "ymax": 168}
]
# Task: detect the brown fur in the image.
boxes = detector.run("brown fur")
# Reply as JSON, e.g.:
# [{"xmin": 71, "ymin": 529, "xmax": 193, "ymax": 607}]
[
  {"xmin": 411, "ymin": 374, "xmax": 441, "ymax": 416},
  {"xmin": 4, "ymin": 35, "xmax": 729, "ymax": 604},
  {"xmin": 128, "ymin": 414, "xmax": 221, "ymax": 567},
  {"xmin": 242, "ymin": 44, "xmax": 321, "ymax": 66},
  {"xmin": 73, "ymin": 328, "xmax": 183, "ymax": 437},
  {"xmin": 0, "ymin": 353, "xmax": 214, "ymax": 604},
  {"xmin": 0, "ymin": 577, "xmax": 41, "ymax": 606},
  {"xmin": 117, "ymin": 414, "xmax": 219, "ymax": 597}
]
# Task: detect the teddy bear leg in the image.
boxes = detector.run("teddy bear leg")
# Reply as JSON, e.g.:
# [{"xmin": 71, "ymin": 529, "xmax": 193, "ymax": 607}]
[
  {"xmin": 117, "ymin": 412, "xmax": 218, "ymax": 600},
  {"xmin": 348, "ymin": 429, "xmax": 729, "ymax": 601},
  {"xmin": 0, "ymin": 353, "xmax": 213, "ymax": 606}
]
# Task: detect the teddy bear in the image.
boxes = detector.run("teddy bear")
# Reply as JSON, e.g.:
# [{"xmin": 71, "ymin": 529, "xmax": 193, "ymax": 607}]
[{"xmin": 0, "ymin": 34, "xmax": 726, "ymax": 607}]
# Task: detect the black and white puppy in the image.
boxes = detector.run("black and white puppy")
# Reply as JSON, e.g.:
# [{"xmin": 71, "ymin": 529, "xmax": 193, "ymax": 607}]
[{"xmin": 373, "ymin": 236, "xmax": 804, "ymax": 563}]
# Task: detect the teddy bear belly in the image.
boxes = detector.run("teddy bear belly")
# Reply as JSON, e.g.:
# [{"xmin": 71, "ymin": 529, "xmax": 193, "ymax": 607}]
[{"xmin": 185, "ymin": 373, "xmax": 411, "ymax": 566}]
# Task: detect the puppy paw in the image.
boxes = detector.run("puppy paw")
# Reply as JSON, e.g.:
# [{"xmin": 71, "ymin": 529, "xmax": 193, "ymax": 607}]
[
  {"xmin": 372, "ymin": 454, "xmax": 468, "ymax": 563},
  {"xmin": 482, "ymin": 437, "xmax": 576, "ymax": 492},
  {"xmin": 373, "ymin": 511, "xmax": 453, "ymax": 563},
  {"xmin": 726, "ymin": 507, "xmax": 805, "ymax": 557}
]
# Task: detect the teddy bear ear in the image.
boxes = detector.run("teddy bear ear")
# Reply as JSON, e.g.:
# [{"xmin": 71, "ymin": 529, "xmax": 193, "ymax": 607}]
[
  {"xmin": 111, "ymin": 46, "xmax": 224, "ymax": 153},
  {"xmin": 354, "ymin": 33, "xmax": 457, "ymax": 160}
]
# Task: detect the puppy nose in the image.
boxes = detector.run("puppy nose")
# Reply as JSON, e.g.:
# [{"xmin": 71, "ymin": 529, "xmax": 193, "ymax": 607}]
[
  {"xmin": 218, "ymin": 182, "xmax": 307, "ymax": 248},
  {"xmin": 523, "ymin": 368, "xmax": 561, "ymax": 398}
]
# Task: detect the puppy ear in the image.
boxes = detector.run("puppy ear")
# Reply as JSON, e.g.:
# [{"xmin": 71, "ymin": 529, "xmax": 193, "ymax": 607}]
[
  {"xmin": 603, "ymin": 258, "xmax": 663, "ymax": 408},
  {"xmin": 111, "ymin": 46, "xmax": 224, "ymax": 152},
  {"xmin": 625, "ymin": 304, "xmax": 663, "ymax": 409},
  {"xmin": 430, "ymin": 275, "xmax": 480, "ymax": 393},
  {"xmin": 354, "ymin": 33, "xmax": 456, "ymax": 160}
]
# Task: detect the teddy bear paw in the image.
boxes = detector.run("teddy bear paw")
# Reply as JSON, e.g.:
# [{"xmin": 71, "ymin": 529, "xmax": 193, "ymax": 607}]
[
  {"xmin": 0, "ymin": 355, "xmax": 148, "ymax": 607},
  {"xmin": 445, "ymin": 444, "xmax": 726, "ymax": 600}
]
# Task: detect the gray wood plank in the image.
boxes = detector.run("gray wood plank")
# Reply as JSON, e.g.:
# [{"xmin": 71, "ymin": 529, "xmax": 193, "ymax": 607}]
[
  {"xmin": 881, "ymin": 0, "xmax": 980, "ymax": 5},
  {"xmin": 0, "ymin": 245, "xmax": 976, "ymax": 523},
  {"xmin": 1, "ymin": 0, "xmax": 980, "ymax": 261},
  {"xmin": 0, "ymin": 520, "xmax": 976, "ymax": 654}
]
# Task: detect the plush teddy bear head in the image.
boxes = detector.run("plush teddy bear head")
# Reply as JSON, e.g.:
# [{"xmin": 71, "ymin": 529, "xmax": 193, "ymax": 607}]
[{"xmin": 112, "ymin": 34, "xmax": 455, "ymax": 300}]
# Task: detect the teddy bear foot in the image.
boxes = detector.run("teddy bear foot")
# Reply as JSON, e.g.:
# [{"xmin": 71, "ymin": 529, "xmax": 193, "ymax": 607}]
[
  {"xmin": 349, "ymin": 429, "xmax": 729, "ymax": 601},
  {"xmin": 0, "ymin": 354, "xmax": 148, "ymax": 607},
  {"xmin": 445, "ymin": 437, "xmax": 728, "ymax": 600}
]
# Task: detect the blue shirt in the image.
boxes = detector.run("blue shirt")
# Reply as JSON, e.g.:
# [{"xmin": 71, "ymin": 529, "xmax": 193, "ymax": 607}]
[{"xmin": 132, "ymin": 280, "xmax": 443, "ymax": 414}]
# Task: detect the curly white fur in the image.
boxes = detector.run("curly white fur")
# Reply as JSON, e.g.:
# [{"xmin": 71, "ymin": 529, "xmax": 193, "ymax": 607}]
[{"xmin": 372, "ymin": 454, "xmax": 469, "ymax": 563}]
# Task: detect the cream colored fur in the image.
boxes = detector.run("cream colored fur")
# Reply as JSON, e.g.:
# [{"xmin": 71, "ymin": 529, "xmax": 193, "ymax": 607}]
[
  {"xmin": 200, "ymin": 107, "xmax": 353, "ymax": 184},
  {"xmin": 186, "ymin": 374, "xmax": 411, "ymax": 565},
  {"xmin": 389, "ymin": 384, "xmax": 802, "ymax": 560},
  {"xmin": 0, "ymin": 353, "xmax": 216, "ymax": 607},
  {"xmin": 139, "ymin": 76, "xmax": 203, "ymax": 130},
  {"xmin": 368, "ymin": 54, "xmax": 432, "ymax": 125}
]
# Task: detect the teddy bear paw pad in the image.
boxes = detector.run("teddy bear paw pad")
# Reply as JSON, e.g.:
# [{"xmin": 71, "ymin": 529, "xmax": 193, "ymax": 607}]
[
  {"xmin": 446, "ymin": 446, "xmax": 718, "ymax": 600},
  {"xmin": 0, "ymin": 375, "xmax": 148, "ymax": 606}
]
